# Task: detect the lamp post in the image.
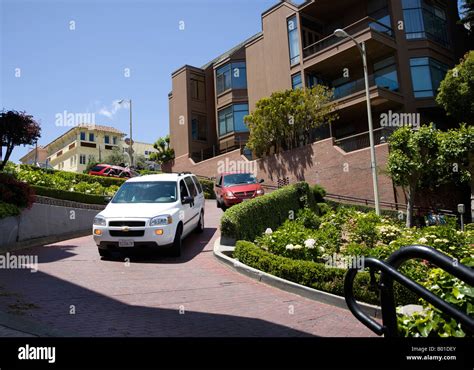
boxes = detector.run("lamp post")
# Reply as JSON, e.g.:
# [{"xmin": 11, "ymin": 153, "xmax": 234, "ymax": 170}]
[
  {"xmin": 118, "ymin": 99, "xmax": 133, "ymax": 167},
  {"xmin": 333, "ymin": 28, "xmax": 380, "ymax": 216}
]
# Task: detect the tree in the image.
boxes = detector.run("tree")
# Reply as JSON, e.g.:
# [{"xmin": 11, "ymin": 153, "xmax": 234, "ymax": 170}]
[
  {"xmin": 460, "ymin": 0, "xmax": 474, "ymax": 30},
  {"xmin": 244, "ymin": 85, "xmax": 337, "ymax": 157},
  {"xmin": 149, "ymin": 135, "xmax": 175, "ymax": 164},
  {"xmin": 387, "ymin": 125, "xmax": 443, "ymax": 227},
  {"xmin": 436, "ymin": 51, "xmax": 474, "ymax": 123},
  {"xmin": 0, "ymin": 110, "xmax": 41, "ymax": 171},
  {"xmin": 104, "ymin": 147, "xmax": 127, "ymax": 166},
  {"xmin": 438, "ymin": 124, "xmax": 474, "ymax": 220}
]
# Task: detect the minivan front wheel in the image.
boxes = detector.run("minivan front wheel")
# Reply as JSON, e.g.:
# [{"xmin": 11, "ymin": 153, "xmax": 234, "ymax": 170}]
[{"xmin": 170, "ymin": 224, "xmax": 183, "ymax": 257}]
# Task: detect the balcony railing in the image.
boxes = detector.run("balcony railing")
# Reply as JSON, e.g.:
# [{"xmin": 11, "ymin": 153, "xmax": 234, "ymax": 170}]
[
  {"xmin": 334, "ymin": 127, "xmax": 395, "ymax": 152},
  {"xmin": 333, "ymin": 74, "xmax": 398, "ymax": 100},
  {"xmin": 302, "ymin": 17, "xmax": 393, "ymax": 59}
]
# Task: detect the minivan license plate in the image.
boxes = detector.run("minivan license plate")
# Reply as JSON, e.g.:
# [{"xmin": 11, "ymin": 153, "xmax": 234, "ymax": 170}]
[{"xmin": 119, "ymin": 239, "xmax": 134, "ymax": 247}]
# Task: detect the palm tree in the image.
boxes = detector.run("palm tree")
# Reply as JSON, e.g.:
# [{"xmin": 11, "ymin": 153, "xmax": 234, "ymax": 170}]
[
  {"xmin": 460, "ymin": 0, "xmax": 474, "ymax": 30},
  {"xmin": 150, "ymin": 135, "xmax": 175, "ymax": 165}
]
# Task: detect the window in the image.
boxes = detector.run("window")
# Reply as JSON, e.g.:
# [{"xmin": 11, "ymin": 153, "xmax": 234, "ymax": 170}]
[
  {"xmin": 292, "ymin": 73, "xmax": 303, "ymax": 89},
  {"xmin": 218, "ymin": 104, "xmax": 249, "ymax": 136},
  {"xmin": 179, "ymin": 180, "xmax": 189, "ymax": 200},
  {"xmin": 112, "ymin": 182, "xmax": 177, "ymax": 204},
  {"xmin": 287, "ymin": 16, "xmax": 300, "ymax": 65},
  {"xmin": 80, "ymin": 132, "xmax": 86, "ymax": 141},
  {"xmin": 104, "ymin": 135, "xmax": 110, "ymax": 144},
  {"xmin": 88, "ymin": 155, "xmax": 95, "ymax": 163},
  {"xmin": 192, "ymin": 176, "xmax": 203, "ymax": 194},
  {"xmin": 89, "ymin": 133, "xmax": 95, "ymax": 142},
  {"xmin": 410, "ymin": 57, "xmax": 449, "ymax": 98},
  {"xmin": 402, "ymin": 0, "xmax": 449, "ymax": 47},
  {"xmin": 184, "ymin": 177, "xmax": 198, "ymax": 197},
  {"xmin": 190, "ymin": 74, "xmax": 206, "ymax": 100},
  {"xmin": 216, "ymin": 62, "xmax": 247, "ymax": 95},
  {"xmin": 374, "ymin": 56, "xmax": 399, "ymax": 91},
  {"xmin": 113, "ymin": 136, "xmax": 117, "ymax": 145},
  {"xmin": 191, "ymin": 113, "xmax": 207, "ymax": 141}
]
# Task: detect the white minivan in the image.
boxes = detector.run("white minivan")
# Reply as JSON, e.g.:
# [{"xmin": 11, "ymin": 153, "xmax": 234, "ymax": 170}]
[{"xmin": 93, "ymin": 172, "xmax": 205, "ymax": 258}]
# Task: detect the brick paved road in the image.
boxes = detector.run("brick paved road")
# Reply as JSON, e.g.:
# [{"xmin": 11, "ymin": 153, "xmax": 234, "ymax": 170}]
[{"xmin": 0, "ymin": 200, "xmax": 376, "ymax": 337}]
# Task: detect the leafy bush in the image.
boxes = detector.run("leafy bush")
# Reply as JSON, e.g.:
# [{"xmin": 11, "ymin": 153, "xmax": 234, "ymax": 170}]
[
  {"xmin": 346, "ymin": 211, "xmax": 382, "ymax": 249},
  {"xmin": 220, "ymin": 182, "xmax": 314, "ymax": 241},
  {"xmin": 397, "ymin": 257, "xmax": 474, "ymax": 337},
  {"xmin": 0, "ymin": 173, "xmax": 35, "ymax": 209},
  {"xmin": 31, "ymin": 185, "xmax": 107, "ymax": 205},
  {"xmin": 0, "ymin": 202, "xmax": 20, "ymax": 219},
  {"xmin": 296, "ymin": 207, "xmax": 320, "ymax": 229},
  {"xmin": 199, "ymin": 178, "xmax": 215, "ymax": 199},
  {"xmin": 311, "ymin": 184, "xmax": 326, "ymax": 203},
  {"xmin": 234, "ymin": 241, "xmax": 417, "ymax": 306}
]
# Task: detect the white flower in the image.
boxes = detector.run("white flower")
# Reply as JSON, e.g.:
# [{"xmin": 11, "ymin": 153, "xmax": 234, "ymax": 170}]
[
  {"xmin": 418, "ymin": 237, "xmax": 428, "ymax": 244},
  {"xmin": 265, "ymin": 228, "xmax": 273, "ymax": 235},
  {"xmin": 293, "ymin": 244, "xmax": 303, "ymax": 250},
  {"xmin": 319, "ymin": 246, "xmax": 325, "ymax": 252},
  {"xmin": 285, "ymin": 244, "xmax": 294, "ymax": 250},
  {"xmin": 304, "ymin": 239, "xmax": 316, "ymax": 249},
  {"xmin": 434, "ymin": 239, "xmax": 442, "ymax": 243}
]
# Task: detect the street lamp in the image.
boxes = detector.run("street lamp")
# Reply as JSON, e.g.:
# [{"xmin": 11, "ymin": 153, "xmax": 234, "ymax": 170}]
[
  {"xmin": 333, "ymin": 28, "xmax": 380, "ymax": 215},
  {"xmin": 118, "ymin": 99, "xmax": 133, "ymax": 167}
]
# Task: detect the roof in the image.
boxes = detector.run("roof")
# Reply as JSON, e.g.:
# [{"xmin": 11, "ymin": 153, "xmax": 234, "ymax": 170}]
[
  {"xmin": 127, "ymin": 173, "xmax": 191, "ymax": 183},
  {"xmin": 44, "ymin": 124, "xmax": 126, "ymax": 151},
  {"xmin": 200, "ymin": 32, "xmax": 263, "ymax": 69}
]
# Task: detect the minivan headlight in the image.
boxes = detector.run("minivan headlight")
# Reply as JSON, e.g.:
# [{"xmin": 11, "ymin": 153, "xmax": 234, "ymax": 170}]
[
  {"xmin": 93, "ymin": 215, "xmax": 106, "ymax": 226},
  {"xmin": 150, "ymin": 215, "xmax": 172, "ymax": 226}
]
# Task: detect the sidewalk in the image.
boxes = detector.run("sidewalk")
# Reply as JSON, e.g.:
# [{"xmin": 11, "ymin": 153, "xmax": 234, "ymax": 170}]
[{"xmin": 0, "ymin": 310, "xmax": 65, "ymax": 337}]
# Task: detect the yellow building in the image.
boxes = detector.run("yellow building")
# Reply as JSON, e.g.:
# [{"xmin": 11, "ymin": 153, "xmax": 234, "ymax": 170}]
[
  {"xmin": 19, "ymin": 145, "xmax": 49, "ymax": 165},
  {"xmin": 43, "ymin": 124, "xmax": 126, "ymax": 173},
  {"xmin": 122, "ymin": 140, "xmax": 158, "ymax": 160}
]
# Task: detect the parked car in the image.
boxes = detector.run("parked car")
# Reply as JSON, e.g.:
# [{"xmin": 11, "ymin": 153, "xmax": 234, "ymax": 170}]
[
  {"xmin": 93, "ymin": 172, "xmax": 205, "ymax": 258},
  {"xmin": 88, "ymin": 164, "xmax": 132, "ymax": 178},
  {"xmin": 214, "ymin": 172, "xmax": 264, "ymax": 210}
]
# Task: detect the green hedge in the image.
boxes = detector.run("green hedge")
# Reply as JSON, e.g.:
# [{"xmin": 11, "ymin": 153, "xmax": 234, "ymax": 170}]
[
  {"xmin": 199, "ymin": 178, "xmax": 216, "ymax": 199},
  {"xmin": 19, "ymin": 164, "xmax": 125, "ymax": 187},
  {"xmin": 32, "ymin": 185, "xmax": 107, "ymax": 205},
  {"xmin": 234, "ymin": 240, "xmax": 418, "ymax": 306},
  {"xmin": 220, "ymin": 182, "xmax": 316, "ymax": 241},
  {"xmin": 325, "ymin": 199, "xmax": 401, "ymax": 219},
  {"xmin": 0, "ymin": 202, "xmax": 21, "ymax": 219}
]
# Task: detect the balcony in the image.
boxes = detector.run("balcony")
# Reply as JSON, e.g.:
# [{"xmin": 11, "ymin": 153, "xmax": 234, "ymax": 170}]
[
  {"xmin": 333, "ymin": 74, "xmax": 398, "ymax": 100},
  {"xmin": 302, "ymin": 17, "xmax": 396, "ymax": 73},
  {"xmin": 334, "ymin": 127, "xmax": 395, "ymax": 153}
]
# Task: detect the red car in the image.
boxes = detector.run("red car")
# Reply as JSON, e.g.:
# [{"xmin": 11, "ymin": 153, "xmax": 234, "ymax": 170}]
[
  {"xmin": 215, "ymin": 172, "xmax": 264, "ymax": 210},
  {"xmin": 88, "ymin": 164, "xmax": 132, "ymax": 178}
]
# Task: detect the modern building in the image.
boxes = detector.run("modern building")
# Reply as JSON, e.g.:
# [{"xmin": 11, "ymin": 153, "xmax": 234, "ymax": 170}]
[{"xmin": 168, "ymin": 0, "xmax": 468, "ymax": 162}]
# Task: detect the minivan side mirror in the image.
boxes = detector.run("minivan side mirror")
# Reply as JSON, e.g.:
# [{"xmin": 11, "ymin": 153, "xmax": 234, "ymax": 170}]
[
  {"xmin": 215, "ymin": 184, "xmax": 221, "ymax": 188},
  {"xmin": 104, "ymin": 196, "xmax": 112, "ymax": 204},
  {"xmin": 259, "ymin": 179, "xmax": 264, "ymax": 183},
  {"xmin": 182, "ymin": 196, "xmax": 194, "ymax": 204}
]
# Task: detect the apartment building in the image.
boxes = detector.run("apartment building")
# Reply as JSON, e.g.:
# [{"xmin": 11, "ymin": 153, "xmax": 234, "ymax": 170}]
[
  {"xmin": 38, "ymin": 124, "xmax": 126, "ymax": 173},
  {"xmin": 168, "ymin": 0, "xmax": 468, "ymax": 162},
  {"xmin": 19, "ymin": 145, "xmax": 48, "ymax": 165}
]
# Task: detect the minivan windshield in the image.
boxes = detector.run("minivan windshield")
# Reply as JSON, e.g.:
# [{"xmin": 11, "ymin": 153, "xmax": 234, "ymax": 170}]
[
  {"xmin": 223, "ymin": 173, "xmax": 257, "ymax": 187},
  {"xmin": 112, "ymin": 182, "xmax": 177, "ymax": 203}
]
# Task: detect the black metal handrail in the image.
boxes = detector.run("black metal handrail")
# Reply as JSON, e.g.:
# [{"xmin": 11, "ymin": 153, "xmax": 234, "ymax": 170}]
[{"xmin": 344, "ymin": 245, "xmax": 474, "ymax": 337}]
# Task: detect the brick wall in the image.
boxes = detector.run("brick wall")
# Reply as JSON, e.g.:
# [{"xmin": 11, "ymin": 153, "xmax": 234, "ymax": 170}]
[{"xmin": 166, "ymin": 138, "xmax": 397, "ymax": 203}]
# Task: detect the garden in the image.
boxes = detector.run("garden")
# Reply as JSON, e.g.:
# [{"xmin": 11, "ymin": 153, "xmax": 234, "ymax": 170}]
[{"xmin": 221, "ymin": 182, "xmax": 473, "ymax": 337}]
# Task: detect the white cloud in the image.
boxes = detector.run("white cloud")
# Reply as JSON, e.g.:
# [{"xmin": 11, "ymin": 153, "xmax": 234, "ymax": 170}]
[{"xmin": 98, "ymin": 100, "xmax": 127, "ymax": 119}]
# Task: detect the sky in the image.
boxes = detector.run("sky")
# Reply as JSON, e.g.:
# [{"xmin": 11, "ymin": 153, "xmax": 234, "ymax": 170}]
[
  {"xmin": 1, "ymin": 0, "xmax": 276, "ymax": 162},
  {"xmin": 0, "ymin": 0, "xmax": 467, "ymax": 163}
]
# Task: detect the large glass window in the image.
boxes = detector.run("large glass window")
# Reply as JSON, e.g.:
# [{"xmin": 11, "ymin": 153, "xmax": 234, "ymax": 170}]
[
  {"xmin": 218, "ymin": 104, "xmax": 249, "ymax": 136},
  {"xmin": 402, "ymin": 0, "xmax": 449, "ymax": 47},
  {"xmin": 374, "ymin": 56, "xmax": 399, "ymax": 91},
  {"xmin": 190, "ymin": 74, "xmax": 206, "ymax": 100},
  {"xmin": 216, "ymin": 62, "xmax": 247, "ymax": 95},
  {"xmin": 191, "ymin": 113, "xmax": 207, "ymax": 141},
  {"xmin": 287, "ymin": 16, "xmax": 300, "ymax": 65},
  {"xmin": 410, "ymin": 57, "xmax": 449, "ymax": 98},
  {"xmin": 291, "ymin": 73, "xmax": 303, "ymax": 89}
]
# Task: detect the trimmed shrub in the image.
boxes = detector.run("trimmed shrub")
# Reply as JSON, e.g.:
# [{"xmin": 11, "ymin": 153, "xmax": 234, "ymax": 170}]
[
  {"xmin": 0, "ymin": 202, "xmax": 21, "ymax": 219},
  {"xmin": 220, "ymin": 182, "xmax": 314, "ymax": 241},
  {"xmin": 234, "ymin": 240, "xmax": 418, "ymax": 306},
  {"xmin": 0, "ymin": 173, "xmax": 35, "ymax": 209},
  {"xmin": 325, "ymin": 199, "xmax": 400, "ymax": 219},
  {"xmin": 312, "ymin": 184, "xmax": 327, "ymax": 203},
  {"xmin": 199, "ymin": 178, "xmax": 215, "ymax": 199},
  {"xmin": 32, "ymin": 185, "xmax": 107, "ymax": 205}
]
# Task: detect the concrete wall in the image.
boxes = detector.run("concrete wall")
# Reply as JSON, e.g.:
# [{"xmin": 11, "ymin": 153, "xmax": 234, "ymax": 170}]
[
  {"xmin": 0, "ymin": 202, "xmax": 101, "ymax": 248},
  {"xmin": 168, "ymin": 138, "xmax": 397, "ymax": 204}
]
